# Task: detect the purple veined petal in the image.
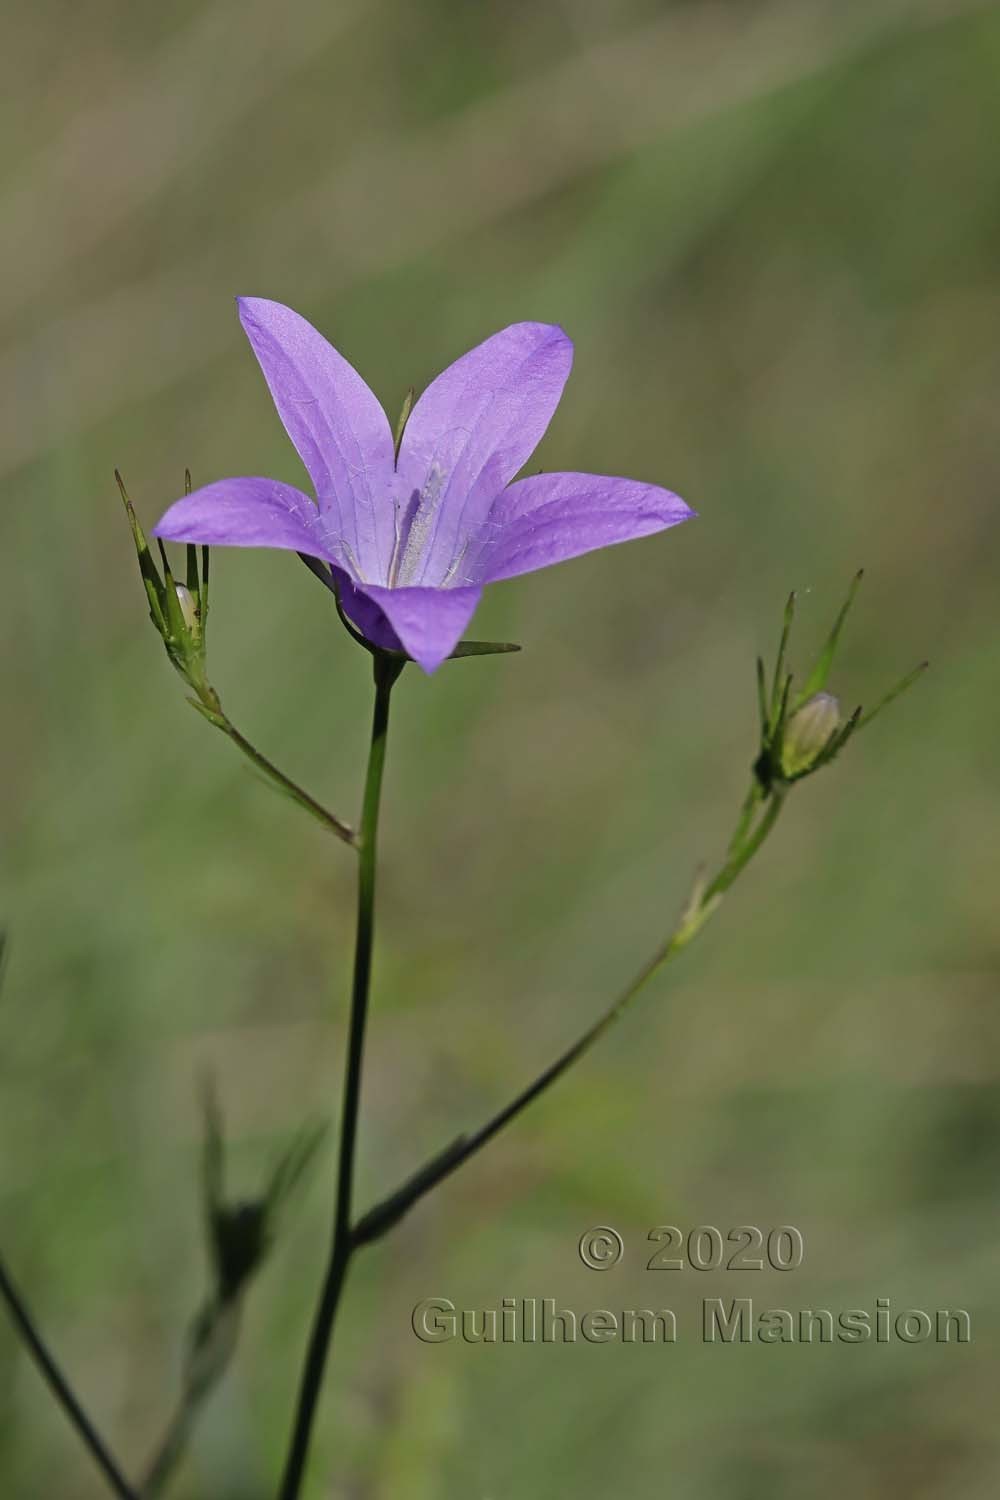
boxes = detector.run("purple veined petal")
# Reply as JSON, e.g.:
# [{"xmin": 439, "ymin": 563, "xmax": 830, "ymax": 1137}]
[
  {"xmin": 392, "ymin": 322, "xmax": 573, "ymax": 589},
  {"xmin": 470, "ymin": 471, "xmax": 695, "ymax": 583},
  {"xmin": 237, "ymin": 297, "xmax": 396, "ymax": 581},
  {"xmin": 153, "ymin": 476, "xmax": 335, "ymax": 560},
  {"xmin": 340, "ymin": 579, "xmax": 483, "ymax": 674}
]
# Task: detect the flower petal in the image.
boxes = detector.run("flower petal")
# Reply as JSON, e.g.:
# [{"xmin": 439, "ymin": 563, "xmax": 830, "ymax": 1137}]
[
  {"xmin": 153, "ymin": 477, "xmax": 333, "ymax": 559},
  {"xmin": 342, "ymin": 580, "xmax": 483, "ymax": 674},
  {"xmin": 393, "ymin": 322, "xmax": 573, "ymax": 587},
  {"xmin": 237, "ymin": 297, "xmax": 396, "ymax": 580},
  {"xmin": 471, "ymin": 472, "xmax": 695, "ymax": 583}
]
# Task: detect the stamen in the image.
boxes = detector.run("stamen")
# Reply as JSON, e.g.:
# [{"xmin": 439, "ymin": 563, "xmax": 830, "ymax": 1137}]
[
  {"xmin": 388, "ymin": 490, "xmax": 422, "ymax": 588},
  {"xmin": 395, "ymin": 464, "xmax": 446, "ymax": 586}
]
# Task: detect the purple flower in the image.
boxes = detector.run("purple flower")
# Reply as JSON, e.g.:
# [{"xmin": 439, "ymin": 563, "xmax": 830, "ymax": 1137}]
[{"xmin": 153, "ymin": 298, "xmax": 694, "ymax": 673}]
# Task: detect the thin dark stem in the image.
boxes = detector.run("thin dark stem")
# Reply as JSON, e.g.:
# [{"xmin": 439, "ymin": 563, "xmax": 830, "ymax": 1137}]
[
  {"xmin": 353, "ymin": 786, "xmax": 787, "ymax": 1248},
  {"xmin": 277, "ymin": 654, "xmax": 401, "ymax": 1500},
  {"xmin": 0, "ymin": 1253, "xmax": 138, "ymax": 1500}
]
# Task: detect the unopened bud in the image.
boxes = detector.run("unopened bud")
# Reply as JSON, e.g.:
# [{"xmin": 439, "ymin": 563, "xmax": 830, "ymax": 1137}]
[
  {"xmin": 781, "ymin": 692, "xmax": 840, "ymax": 777},
  {"xmin": 174, "ymin": 583, "xmax": 199, "ymax": 633}
]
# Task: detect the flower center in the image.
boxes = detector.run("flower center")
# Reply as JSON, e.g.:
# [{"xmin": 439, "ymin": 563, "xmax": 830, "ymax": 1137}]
[{"xmin": 388, "ymin": 464, "xmax": 447, "ymax": 587}]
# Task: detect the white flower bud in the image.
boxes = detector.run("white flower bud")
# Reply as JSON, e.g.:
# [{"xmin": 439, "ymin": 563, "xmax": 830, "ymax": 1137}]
[
  {"xmin": 174, "ymin": 583, "xmax": 199, "ymax": 632},
  {"xmin": 781, "ymin": 692, "xmax": 840, "ymax": 777}
]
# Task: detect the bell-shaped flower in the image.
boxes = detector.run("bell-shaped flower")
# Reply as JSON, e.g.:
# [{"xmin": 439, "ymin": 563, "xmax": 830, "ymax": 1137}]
[{"xmin": 153, "ymin": 298, "xmax": 694, "ymax": 672}]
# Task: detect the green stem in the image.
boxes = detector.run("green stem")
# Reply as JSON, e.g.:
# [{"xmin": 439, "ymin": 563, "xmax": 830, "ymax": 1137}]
[
  {"xmin": 190, "ymin": 688, "xmax": 357, "ymax": 847},
  {"xmin": 726, "ymin": 782, "xmax": 761, "ymax": 857},
  {"xmin": 276, "ymin": 653, "xmax": 401, "ymax": 1500},
  {"xmin": 221, "ymin": 718, "xmax": 357, "ymax": 846},
  {"xmin": 705, "ymin": 787, "xmax": 784, "ymax": 903}
]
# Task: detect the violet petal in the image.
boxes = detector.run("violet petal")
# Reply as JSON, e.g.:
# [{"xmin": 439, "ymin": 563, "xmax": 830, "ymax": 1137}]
[
  {"xmin": 237, "ymin": 297, "xmax": 396, "ymax": 581},
  {"xmin": 472, "ymin": 472, "xmax": 695, "ymax": 583},
  {"xmin": 392, "ymin": 322, "xmax": 572, "ymax": 588},
  {"xmin": 152, "ymin": 477, "xmax": 333, "ymax": 560},
  {"xmin": 348, "ymin": 581, "xmax": 483, "ymax": 673}
]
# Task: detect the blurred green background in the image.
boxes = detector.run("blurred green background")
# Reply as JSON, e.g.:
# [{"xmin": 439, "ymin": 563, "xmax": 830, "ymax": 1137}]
[{"xmin": 2, "ymin": 0, "xmax": 998, "ymax": 1495}]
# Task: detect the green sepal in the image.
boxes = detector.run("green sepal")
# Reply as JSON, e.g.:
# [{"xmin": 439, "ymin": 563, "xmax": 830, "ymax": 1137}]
[
  {"xmin": 448, "ymin": 639, "xmax": 522, "ymax": 659},
  {"xmin": 858, "ymin": 660, "xmax": 928, "ymax": 729},
  {"xmin": 771, "ymin": 672, "xmax": 793, "ymax": 755},
  {"xmin": 200, "ymin": 546, "xmax": 210, "ymax": 633},
  {"xmin": 116, "ymin": 470, "xmax": 167, "ymax": 634},
  {"xmin": 393, "ymin": 387, "xmax": 415, "ymax": 461},
  {"xmin": 373, "ymin": 637, "xmax": 521, "ymax": 664},
  {"xmin": 755, "ymin": 656, "xmax": 768, "ymax": 737},
  {"xmin": 157, "ymin": 541, "xmax": 195, "ymax": 659},
  {"xmin": 770, "ymin": 591, "xmax": 796, "ymax": 726},
  {"xmin": 795, "ymin": 569, "xmax": 863, "ymax": 708},
  {"xmin": 754, "ymin": 671, "xmax": 792, "ymax": 792}
]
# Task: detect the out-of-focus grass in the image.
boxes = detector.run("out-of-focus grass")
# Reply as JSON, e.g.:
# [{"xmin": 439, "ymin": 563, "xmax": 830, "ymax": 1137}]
[{"xmin": 1, "ymin": 1, "xmax": 999, "ymax": 1496}]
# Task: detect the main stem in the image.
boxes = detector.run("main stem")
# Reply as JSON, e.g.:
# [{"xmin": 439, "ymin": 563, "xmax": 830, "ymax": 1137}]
[{"xmin": 277, "ymin": 655, "xmax": 399, "ymax": 1500}]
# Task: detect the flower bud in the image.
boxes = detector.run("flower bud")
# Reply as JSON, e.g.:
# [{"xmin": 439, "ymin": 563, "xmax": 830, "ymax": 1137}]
[
  {"xmin": 174, "ymin": 583, "xmax": 199, "ymax": 633},
  {"xmin": 781, "ymin": 692, "xmax": 840, "ymax": 777}
]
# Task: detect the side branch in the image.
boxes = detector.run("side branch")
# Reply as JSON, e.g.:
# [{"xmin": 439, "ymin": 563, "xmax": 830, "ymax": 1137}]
[
  {"xmin": 0, "ymin": 1253, "xmax": 138, "ymax": 1500},
  {"xmin": 189, "ymin": 689, "xmax": 357, "ymax": 847},
  {"xmin": 352, "ymin": 946, "xmax": 666, "ymax": 1248},
  {"xmin": 353, "ymin": 787, "xmax": 785, "ymax": 1247}
]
